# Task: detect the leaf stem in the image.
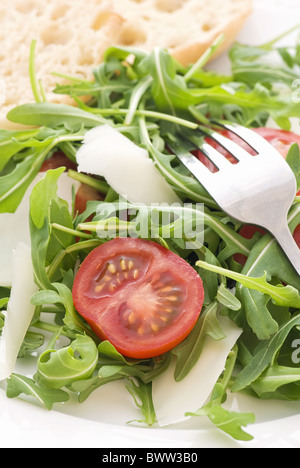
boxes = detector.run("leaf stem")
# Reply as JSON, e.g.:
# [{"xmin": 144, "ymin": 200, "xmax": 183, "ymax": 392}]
[
  {"xmin": 83, "ymin": 107, "xmax": 198, "ymax": 129},
  {"xmin": 67, "ymin": 169, "xmax": 109, "ymax": 194},
  {"xmin": 51, "ymin": 223, "xmax": 94, "ymax": 239},
  {"xmin": 29, "ymin": 39, "xmax": 43, "ymax": 103},
  {"xmin": 184, "ymin": 34, "xmax": 225, "ymax": 83},
  {"xmin": 260, "ymin": 24, "xmax": 300, "ymax": 50}
]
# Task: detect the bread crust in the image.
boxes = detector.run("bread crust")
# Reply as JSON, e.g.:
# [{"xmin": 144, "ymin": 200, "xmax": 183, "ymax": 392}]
[
  {"xmin": 171, "ymin": 5, "xmax": 253, "ymax": 66},
  {"xmin": 0, "ymin": 0, "xmax": 253, "ymax": 128}
]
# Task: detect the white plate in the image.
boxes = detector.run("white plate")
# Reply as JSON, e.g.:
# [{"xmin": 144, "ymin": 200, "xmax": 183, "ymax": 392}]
[{"xmin": 1, "ymin": 0, "xmax": 300, "ymax": 449}]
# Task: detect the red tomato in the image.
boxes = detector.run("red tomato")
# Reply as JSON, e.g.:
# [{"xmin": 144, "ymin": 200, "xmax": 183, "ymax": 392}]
[
  {"xmin": 233, "ymin": 225, "xmax": 266, "ymax": 266},
  {"xmin": 40, "ymin": 151, "xmax": 77, "ymax": 172},
  {"xmin": 72, "ymin": 237, "xmax": 204, "ymax": 359},
  {"xmin": 74, "ymin": 183, "xmax": 104, "ymax": 215},
  {"xmin": 40, "ymin": 151, "xmax": 104, "ymax": 216},
  {"xmin": 251, "ymin": 128, "xmax": 300, "ymax": 159}
]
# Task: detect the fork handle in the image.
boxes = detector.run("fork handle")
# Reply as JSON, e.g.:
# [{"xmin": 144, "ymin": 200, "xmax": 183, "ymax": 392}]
[{"xmin": 270, "ymin": 224, "xmax": 300, "ymax": 276}]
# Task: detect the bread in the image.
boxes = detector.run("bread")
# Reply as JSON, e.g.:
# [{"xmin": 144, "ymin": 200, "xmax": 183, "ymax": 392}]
[{"xmin": 0, "ymin": 0, "xmax": 253, "ymax": 128}]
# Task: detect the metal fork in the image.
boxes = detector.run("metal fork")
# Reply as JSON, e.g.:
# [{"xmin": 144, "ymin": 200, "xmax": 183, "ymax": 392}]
[{"xmin": 174, "ymin": 121, "xmax": 300, "ymax": 275}]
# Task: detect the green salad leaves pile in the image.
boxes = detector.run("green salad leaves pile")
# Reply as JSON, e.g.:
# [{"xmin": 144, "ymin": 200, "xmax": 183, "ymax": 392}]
[{"xmin": 1, "ymin": 30, "xmax": 300, "ymax": 442}]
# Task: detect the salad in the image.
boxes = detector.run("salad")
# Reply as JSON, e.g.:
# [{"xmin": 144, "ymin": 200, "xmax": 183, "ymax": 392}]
[{"xmin": 1, "ymin": 28, "xmax": 300, "ymax": 443}]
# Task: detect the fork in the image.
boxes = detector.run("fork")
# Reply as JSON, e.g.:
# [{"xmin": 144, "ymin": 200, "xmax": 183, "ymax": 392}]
[{"xmin": 174, "ymin": 121, "xmax": 300, "ymax": 275}]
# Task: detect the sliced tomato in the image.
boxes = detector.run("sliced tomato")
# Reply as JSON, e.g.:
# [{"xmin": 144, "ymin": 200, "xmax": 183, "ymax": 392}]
[
  {"xmin": 251, "ymin": 128, "xmax": 300, "ymax": 159},
  {"xmin": 74, "ymin": 183, "xmax": 104, "ymax": 215},
  {"xmin": 72, "ymin": 238, "xmax": 204, "ymax": 359},
  {"xmin": 40, "ymin": 151, "xmax": 104, "ymax": 216},
  {"xmin": 233, "ymin": 225, "xmax": 266, "ymax": 266},
  {"xmin": 40, "ymin": 151, "xmax": 77, "ymax": 172}
]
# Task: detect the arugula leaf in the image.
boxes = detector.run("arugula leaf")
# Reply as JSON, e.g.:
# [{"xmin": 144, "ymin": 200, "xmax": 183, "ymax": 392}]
[
  {"xmin": 251, "ymin": 364, "xmax": 300, "ymax": 398},
  {"xmin": 18, "ymin": 331, "xmax": 45, "ymax": 358},
  {"xmin": 35, "ymin": 334, "xmax": 98, "ymax": 389},
  {"xmin": 7, "ymin": 102, "xmax": 106, "ymax": 131},
  {"xmin": 286, "ymin": 143, "xmax": 300, "ymax": 189},
  {"xmin": 230, "ymin": 43, "xmax": 300, "ymax": 87},
  {"xmin": 29, "ymin": 167, "xmax": 79, "ymax": 291},
  {"xmin": 172, "ymin": 301, "xmax": 226, "ymax": 381},
  {"xmin": 138, "ymin": 48, "xmax": 198, "ymax": 115},
  {"xmin": 0, "ymin": 148, "xmax": 47, "ymax": 214},
  {"xmin": 0, "ymin": 128, "xmax": 41, "ymax": 172},
  {"xmin": 216, "ymin": 283, "xmax": 242, "ymax": 311},
  {"xmin": 6, "ymin": 373, "xmax": 69, "ymax": 409},
  {"xmin": 233, "ymin": 313, "xmax": 300, "ymax": 392},
  {"xmin": 30, "ymin": 167, "xmax": 66, "ymax": 229},
  {"xmin": 197, "ymin": 261, "xmax": 300, "ymax": 309},
  {"xmin": 126, "ymin": 378, "xmax": 157, "ymax": 426}
]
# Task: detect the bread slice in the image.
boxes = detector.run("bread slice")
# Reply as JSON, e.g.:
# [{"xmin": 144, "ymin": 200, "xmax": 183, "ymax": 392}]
[{"xmin": 0, "ymin": 0, "xmax": 253, "ymax": 128}]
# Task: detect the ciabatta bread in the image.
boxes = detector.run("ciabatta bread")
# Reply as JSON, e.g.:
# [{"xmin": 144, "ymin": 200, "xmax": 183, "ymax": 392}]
[{"xmin": 0, "ymin": 0, "xmax": 253, "ymax": 128}]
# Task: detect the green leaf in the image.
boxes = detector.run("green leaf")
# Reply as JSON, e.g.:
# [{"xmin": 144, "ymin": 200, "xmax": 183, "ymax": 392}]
[
  {"xmin": 98, "ymin": 340, "xmax": 131, "ymax": 365},
  {"xmin": 126, "ymin": 378, "xmax": 157, "ymax": 426},
  {"xmin": 172, "ymin": 301, "xmax": 226, "ymax": 381},
  {"xmin": 0, "ymin": 128, "xmax": 41, "ymax": 171},
  {"xmin": 197, "ymin": 261, "xmax": 300, "ymax": 309},
  {"xmin": 286, "ymin": 143, "xmax": 300, "ymax": 188},
  {"xmin": 232, "ymin": 313, "xmax": 300, "ymax": 392},
  {"xmin": 0, "ymin": 297, "xmax": 9, "ymax": 309},
  {"xmin": 0, "ymin": 149, "xmax": 45, "ymax": 213},
  {"xmin": 54, "ymin": 282, "xmax": 94, "ymax": 336},
  {"xmin": 18, "ymin": 331, "xmax": 45, "ymax": 358},
  {"xmin": 29, "ymin": 168, "xmax": 79, "ymax": 292},
  {"xmin": 6, "ymin": 373, "xmax": 69, "ymax": 409},
  {"xmin": 189, "ymin": 405, "xmax": 255, "ymax": 441},
  {"xmin": 30, "ymin": 167, "xmax": 65, "ymax": 228},
  {"xmin": 217, "ymin": 284, "xmax": 241, "ymax": 311},
  {"xmin": 29, "ymin": 216, "xmax": 52, "ymax": 290},
  {"xmin": 138, "ymin": 48, "xmax": 197, "ymax": 114},
  {"xmin": 36, "ymin": 334, "xmax": 98, "ymax": 389},
  {"xmin": 230, "ymin": 43, "xmax": 300, "ymax": 87},
  {"xmin": 7, "ymin": 102, "xmax": 106, "ymax": 131},
  {"xmin": 251, "ymin": 364, "xmax": 300, "ymax": 397},
  {"xmin": 240, "ymin": 287, "xmax": 278, "ymax": 340}
]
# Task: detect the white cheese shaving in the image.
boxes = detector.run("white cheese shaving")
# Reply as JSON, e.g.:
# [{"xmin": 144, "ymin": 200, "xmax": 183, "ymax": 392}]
[
  {"xmin": 152, "ymin": 315, "xmax": 242, "ymax": 427},
  {"xmin": 0, "ymin": 172, "xmax": 79, "ymax": 287},
  {"xmin": 76, "ymin": 124, "xmax": 181, "ymax": 205},
  {"xmin": 0, "ymin": 242, "xmax": 39, "ymax": 381}
]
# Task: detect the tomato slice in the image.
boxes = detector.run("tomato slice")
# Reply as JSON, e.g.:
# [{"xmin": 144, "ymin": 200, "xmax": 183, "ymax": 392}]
[
  {"xmin": 74, "ymin": 183, "xmax": 104, "ymax": 215},
  {"xmin": 233, "ymin": 225, "xmax": 266, "ymax": 266},
  {"xmin": 39, "ymin": 151, "xmax": 104, "ymax": 216},
  {"xmin": 251, "ymin": 128, "xmax": 300, "ymax": 159},
  {"xmin": 40, "ymin": 151, "xmax": 77, "ymax": 172},
  {"xmin": 72, "ymin": 238, "xmax": 204, "ymax": 359}
]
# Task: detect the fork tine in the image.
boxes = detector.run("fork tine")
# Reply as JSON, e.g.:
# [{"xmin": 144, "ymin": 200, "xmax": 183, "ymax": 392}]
[
  {"xmin": 200, "ymin": 125, "xmax": 253, "ymax": 162},
  {"xmin": 212, "ymin": 120, "xmax": 277, "ymax": 155},
  {"xmin": 173, "ymin": 148, "xmax": 214, "ymax": 182},
  {"xmin": 200, "ymin": 141, "xmax": 233, "ymax": 170}
]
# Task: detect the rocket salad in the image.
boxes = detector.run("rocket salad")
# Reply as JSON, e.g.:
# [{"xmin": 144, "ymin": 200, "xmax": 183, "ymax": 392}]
[{"xmin": 1, "ymin": 30, "xmax": 300, "ymax": 443}]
